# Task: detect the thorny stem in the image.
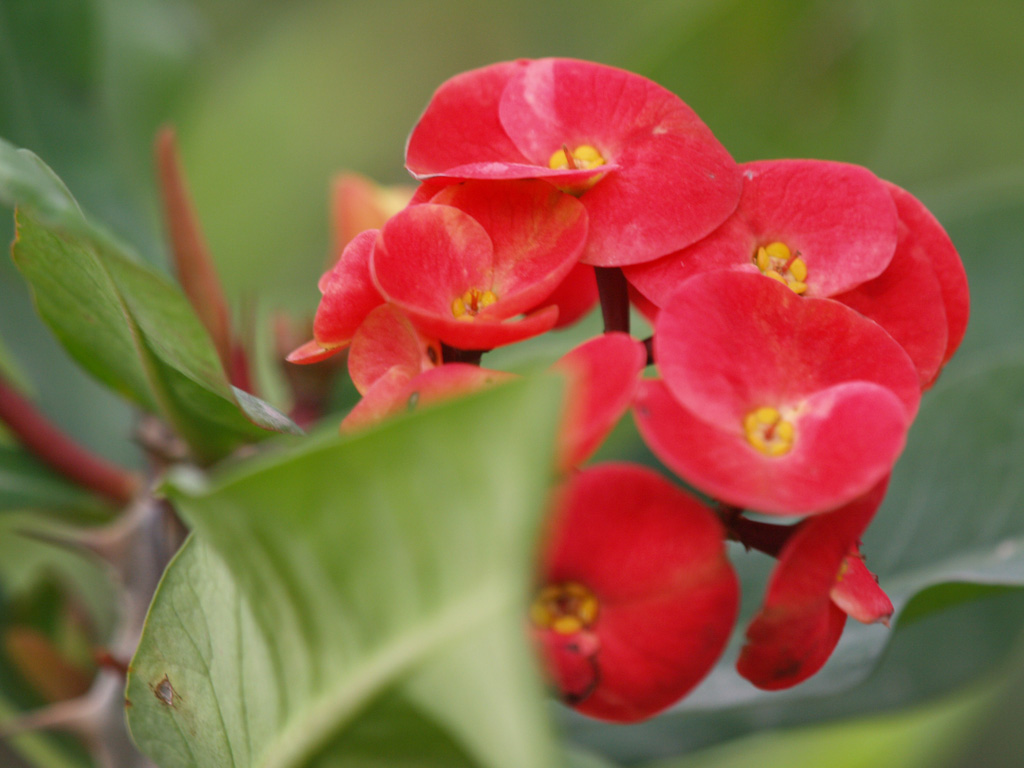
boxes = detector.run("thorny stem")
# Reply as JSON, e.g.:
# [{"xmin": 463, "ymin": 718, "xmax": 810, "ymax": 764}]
[
  {"xmin": 0, "ymin": 377, "xmax": 141, "ymax": 505},
  {"xmin": 595, "ymin": 267, "xmax": 630, "ymax": 334}
]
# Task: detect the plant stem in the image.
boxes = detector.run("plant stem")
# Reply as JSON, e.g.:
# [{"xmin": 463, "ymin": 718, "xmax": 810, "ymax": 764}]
[
  {"xmin": 0, "ymin": 378, "xmax": 141, "ymax": 505},
  {"xmin": 595, "ymin": 267, "xmax": 630, "ymax": 334},
  {"xmin": 719, "ymin": 506, "xmax": 795, "ymax": 558}
]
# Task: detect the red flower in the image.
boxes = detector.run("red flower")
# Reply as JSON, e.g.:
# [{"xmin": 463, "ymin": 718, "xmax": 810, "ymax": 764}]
[
  {"xmin": 406, "ymin": 58, "xmax": 741, "ymax": 267},
  {"xmin": 737, "ymin": 479, "xmax": 892, "ymax": 690},
  {"xmin": 531, "ymin": 464, "xmax": 739, "ymax": 722},
  {"xmin": 634, "ymin": 271, "xmax": 921, "ymax": 514},
  {"xmin": 371, "ymin": 179, "xmax": 587, "ymax": 350},
  {"xmin": 625, "ymin": 159, "xmax": 899, "ymax": 301}
]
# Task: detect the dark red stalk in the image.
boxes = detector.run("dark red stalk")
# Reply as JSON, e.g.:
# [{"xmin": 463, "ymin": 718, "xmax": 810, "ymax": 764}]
[
  {"xmin": 720, "ymin": 507, "xmax": 796, "ymax": 558},
  {"xmin": 595, "ymin": 267, "xmax": 630, "ymax": 334},
  {"xmin": 0, "ymin": 378, "xmax": 141, "ymax": 505}
]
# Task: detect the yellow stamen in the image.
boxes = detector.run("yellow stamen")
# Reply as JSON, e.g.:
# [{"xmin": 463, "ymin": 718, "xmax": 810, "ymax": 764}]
[
  {"xmin": 743, "ymin": 406, "xmax": 796, "ymax": 457},
  {"xmin": 451, "ymin": 288, "xmax": 498, "ymax": 321},
  {"xmin": 753, "ymin": 241, "xmax": 809, "ymax": 295},
  {"xmin": 530, "ymin": 581, "xmax": 600, "ymax": 635}
]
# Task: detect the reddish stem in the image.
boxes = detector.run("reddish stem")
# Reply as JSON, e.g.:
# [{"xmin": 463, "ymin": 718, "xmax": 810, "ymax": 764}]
[
  {"xmin": 155, "ymin": 127, "xmax": 245, "ymax": 389},
  {"xmin": 0, "ymin": 378, "xmax": 141, "ymax": 505},
  {"xmin": 595, "ymin": 267, "xmax": 630, "ymax": 334}
]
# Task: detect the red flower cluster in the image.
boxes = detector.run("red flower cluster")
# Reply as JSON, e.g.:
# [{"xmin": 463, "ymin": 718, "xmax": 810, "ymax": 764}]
[{"xmin": 290, "ymin": 59, "xmax": 968, "ymax": 722}]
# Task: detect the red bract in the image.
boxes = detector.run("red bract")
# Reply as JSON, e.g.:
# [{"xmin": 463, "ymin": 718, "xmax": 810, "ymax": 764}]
[
  {"xmin": 347, "ymin": 304, "xmax": 440, "ymax": 395},
  {"xmin": 406, "ymin": 58, "xmax": 742, "ymax": 267},
  {"xmin": 553, "ymin": 333, "xmax": 647, "ymax": 471},
  {"xmin": 287, "ymin": 229, "xmax": 384, "ymax": 364},
  {"xmin": 625, "ymin": 159, "xmax": 898, "ymax": 302},
  {"xmin": 835, "ymin": 182, "xmax": 969, "ymax": 388},
  {"xmin": 371, "ymin": 179, "xmax": 587, "ymax": 350},
  {"xmin": 532, "ymin": 464, "xmax": 738, "ymax": 722},
  {"xmin": 634, "ymin": 271, "xmax": 921, "ymax": 515},
  {"xmin": 737, "ymin": 479, "xmax": 891, "ymax": 690}
]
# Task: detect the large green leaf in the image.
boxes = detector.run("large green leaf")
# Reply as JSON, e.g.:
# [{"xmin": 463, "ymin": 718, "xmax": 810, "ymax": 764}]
[
  {"xmin": 127, "ymin": 376, "xmax": 564, "ymax": 768},
  {"xmin": 9, "ymin": 204, "xmax": 300, "ymax": 464}
]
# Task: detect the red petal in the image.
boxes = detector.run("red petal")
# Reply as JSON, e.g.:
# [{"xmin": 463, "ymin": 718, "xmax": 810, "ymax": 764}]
[
  {"xmin": 347, "ymin": 305, "xmax": 439, "ymax": 395},
  {"xmin": 313, "ymin": 230, "xmax": 385, "ymax": 347},
  {"xmin": 633, "ymin": 379, "xmax": 907, "ymax": 515},
  {"xmin": 533, "ymin": 629, "xmax": 600, "ymax": 705},
  {"xmin": 834, "ymin": 225, "xmax": 948, "ymax": 388},
  {"xmin": 372, "ymin": 204, "xmax": 495, "ymax": 318},
  {"xmin": 285, "ymin": 338, "xmax": 345, "ymax": 365},
  {"xmin": 885, "ymin": 183, "xmax": 970, "ymax": 372},
  {"xmin": 406, "ymin": 60, "xmax": 530, "ymax": 177},
  {"xmin": 831, "ymin": 554, "xmax": 894, "ymax": 625},
  {"xmin": 655, "ymin": 271, "xmax": 921, "ymax": 425},
  {"xmin": 537, "ymin": 464, "xmax": 738, "ymax": 721},
  {"xmin": 554, "ymin": 333, "xmax": 646, "ymax": 470},
  {"xmin": 737, "ymin": 480, "xmax": 888, "ymax": 689},
  {"xmin": 403, "ymin": 305, "xmax": 560, "ymax": 350}
]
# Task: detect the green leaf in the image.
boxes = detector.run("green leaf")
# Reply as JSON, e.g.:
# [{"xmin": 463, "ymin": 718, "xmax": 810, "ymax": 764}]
[
  {"xmin": 11, "ymin": 206, "xmax": 301, "ymax": 463},
  {"xmin": 0, "ymin": 138, "xmax": 85, "ymax": 235},
  {"xmin": 127, "ymin": 376, "xmax": 564, "ymax": 768}
]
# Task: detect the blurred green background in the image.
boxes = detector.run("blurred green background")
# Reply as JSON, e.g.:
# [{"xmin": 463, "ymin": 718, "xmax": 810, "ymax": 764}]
[{"xmin": 2, "ymin": 0, "xmax": 1023, "ymax": 766}]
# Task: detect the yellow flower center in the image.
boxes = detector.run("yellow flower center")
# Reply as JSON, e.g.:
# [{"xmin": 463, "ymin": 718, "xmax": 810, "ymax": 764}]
[
  {"xmin": 530, "ymin": 581, "xmax": 599, "ymax": 635},
  {"xmin": 548, "ymin": 144, "xmax": 606, "ymax": 171},
  {"xmin": 547, "ymin": 144, "xmax": 608, "ymax": 195},
  {"xmin": 451, "ymin": 288, "xmax": 498, "ymax": 321},
  {"xmin": 753, "ymin": 241, "xmax": 808, "ymax": 295},
  {"xmin": 744, "ymin": 406, "xmax": 796, "ymax": 457}
]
